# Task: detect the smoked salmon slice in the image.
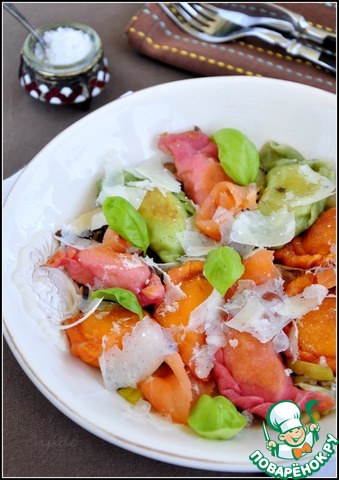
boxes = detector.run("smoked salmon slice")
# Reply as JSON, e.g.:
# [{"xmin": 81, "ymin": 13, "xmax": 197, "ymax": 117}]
[
  {"xmin": 158, "ymin": 129, "xmax": 232, "ymax": 206},
  {"xmin": 195, "ymin": 181, "xmax": 257, "ymax": 241},
  {"xmin": 46, "ymin": 245, "xmax": 165, "ymax": 307},
  {"xmin": 138, "ymin": 352, "xmax": 193, "ymax": 424},
  {"xmin": 102, "ymin": 227, "xmax": 138, "ymax": 253},
  {"xmin": 153, "ymin": 261, "xmax": 213, "ymax": 380}
]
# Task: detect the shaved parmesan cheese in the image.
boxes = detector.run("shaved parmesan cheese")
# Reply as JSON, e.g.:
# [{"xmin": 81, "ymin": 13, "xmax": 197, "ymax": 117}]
[
  {"xmin": 287, "ymin": 320, "xmax": 299, "ymax": 362},
  {"xmin": 161, "ymin": 271, "xmax": 187, "ymax": 315},
  {"xmin": 63, "ymin": 207, "xmax": 102, "ymax": 235},
  {"xmin": 188, "ymin": 289, "xmax": 225, "ymax": 336},
  {"xmin": 219, "ymin": 215, "xmax": 234, "ymax": 245},
  {"xmin": 177, "ymin": 230, "xmax": 220, "ymax": 257},
  {"xmin": 177, "ymin": 217, "xmax": 219, "ymax": 257},
  {"xmin": 288, "ymin": 165, "xmax": 335, "ymax": 207},
  {"xmin": 229, "ymin": 208, "xmax": 296, "ymax": 247},
  {"xmin": 96, "ymin": 150, "xmax": 152, "ymax": 208},
  {"xmin": 187, "ymin": 289, "xmax": 226, "ymax": 378},
  {"xmin": 96, "ymin": 185, "xmax": 147, "ymax": 210},
  {"xmin": 224, "ymin": 278, "xmax": 328, "ymax": 344},
  {"xmin": 220, "ymin": 220, "xmax": 256, "ymax": 256},
  {"xmin": 99, "ymin": 316, "xmax": 177, "ymax": 390},
  {"xmin": 99, "ymin": 148, "xmax": 125, "ymax": 187},
  {"xmin": 126, "ymin": 178, "xmax": 159, "ymax": 192},
  {"xmin": 90, "ymin": 210, "xmax": 107, "ymax": 231},
  {"xmin": 59, "ymin": 297, "xmax": 103, "ymax": 330},
  {"xmin": 57, "ymin": 229, "xmax": 96, "ymax": 250},
  {"xmin": 272, "ymin": 284, "xmax": 328, "ymax": 317},
  {"xmin": 57, "ymin": 207, "xmax": 104, "ymax": 249},
  {"xmin": 134, "ymin": 156, "xmax": 182, "ymax": 193},
  {"xmin": 272, "ymin": 329, "xmax": 290, "ymax": 353},
  {"xmin": 212, "ymin": 206, "xmax": 234, "ymax": 225},
  {"xmin": 142, "ymin": 256, "xmax": 187, "ymax": 315}
]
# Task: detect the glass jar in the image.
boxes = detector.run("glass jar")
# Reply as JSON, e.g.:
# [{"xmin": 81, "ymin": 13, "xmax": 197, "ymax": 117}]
[{"xmin": 19, "ymin": 21, "xmax": 110, "ymax": 109}]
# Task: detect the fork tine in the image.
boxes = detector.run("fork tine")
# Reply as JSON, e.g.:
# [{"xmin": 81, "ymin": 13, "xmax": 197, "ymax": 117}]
[
  {"xmin": 178, "ymin": 3, "xmax": 212, "ymax": 27},
  {"xmin": 159, "ymin": 2, "xmax": 238, "ymax": 43},
  {"xmin": 190, "ymin": 3, "xmax": 219, "ymax": 21},
  {"xmin": 172, "ymin": 3, "xmax": 208, "ymax": 31},
  {"xmin": 159, "ymin": 3, "xmax": 207, "ymax": 38}
]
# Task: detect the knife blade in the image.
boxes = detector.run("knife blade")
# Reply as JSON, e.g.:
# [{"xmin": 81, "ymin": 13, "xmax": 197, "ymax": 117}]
[
  {"xmin": 263, "ymin": 421, "xmax": 270, "ymax": 442},
  {"xmin": 263, "ymin": 421, "xmax": 278, "ymax": 457}
]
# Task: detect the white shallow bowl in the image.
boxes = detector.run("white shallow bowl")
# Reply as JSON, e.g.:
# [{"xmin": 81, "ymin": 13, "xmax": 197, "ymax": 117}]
[{"xmin": 3, "ymin": 76, "xmax": 337, "ymax": 472}]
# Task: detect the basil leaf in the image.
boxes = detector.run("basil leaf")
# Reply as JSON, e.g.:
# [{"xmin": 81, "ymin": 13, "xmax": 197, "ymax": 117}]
[
  {"xmin": 212, "ymin": 128, "xmax": 259, "ymax": 185},
  {"xmin": 90, "ymin": 287, "xmax": 143, "ymax": 319},
  {"xmin": 203, "ymin": 246, "xmax": 244, "ymax": 296},
  {"xmin": 102, "ymin": 196, "xmax": 150, "ymax": 255}
]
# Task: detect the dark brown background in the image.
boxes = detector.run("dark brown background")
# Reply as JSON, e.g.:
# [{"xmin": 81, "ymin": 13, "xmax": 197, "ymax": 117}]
[{"xmin": 2, "ymin": 2, "xmax": 336, "ymax": 478}]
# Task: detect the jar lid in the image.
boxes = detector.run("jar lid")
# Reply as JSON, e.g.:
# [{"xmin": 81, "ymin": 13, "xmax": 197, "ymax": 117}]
[{"xmin": 21, "ymin": 22, "xmax": 103, "ymax": 78}]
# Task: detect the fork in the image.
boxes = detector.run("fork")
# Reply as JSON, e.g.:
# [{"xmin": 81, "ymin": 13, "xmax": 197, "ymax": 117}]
[
  {"xmin": 193, "ymin": 3, "xmax": 336, "ymax": 53},
  {"xmin": 159, "ymin": 3, "xmax": 335, "ymax": 73}
]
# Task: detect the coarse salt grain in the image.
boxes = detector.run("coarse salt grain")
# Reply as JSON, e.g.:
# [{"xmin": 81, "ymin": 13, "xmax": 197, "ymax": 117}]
[{"xmin": 35, "ymin": 27, "xmax": 93, "ymax": 65}]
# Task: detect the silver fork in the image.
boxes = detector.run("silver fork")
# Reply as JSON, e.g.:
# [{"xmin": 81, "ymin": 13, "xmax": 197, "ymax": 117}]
[
  {"xmin": 159, "ymin": 2, "xmax": 335, "ymax": 73},
  {"xmin": 193, "ymin": 3, "xmax": 336, "ymax": 52},
  {"xmin": 192, "ymin": 3, "xmax": 297, "ymax": 37}
]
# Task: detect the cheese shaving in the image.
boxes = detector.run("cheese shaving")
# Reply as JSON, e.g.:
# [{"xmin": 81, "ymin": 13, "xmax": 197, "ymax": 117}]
[
  {"xmin": 96, "ymin": 185, "xmax": 147, "ymax": 210},
  {"xmin": 62, "ymin": 207, "xmax": 102, "ymax": 235},
  {"xmin": 134, "ymin": 156, "xmax": 182, "ymax": 193},
  {"xmin": 187, "ymin": 289, "xmax": 226, "ymax": 378},
  {"xmin": 177, "ymin": 217, "xmax": 219, "ymax": 257},
  {"xmin": 288, "ymin": 165, "xmax": 336, "ymax": 207},
  {"xmin": 224, "ymin": 278, "xmax": 328, "ymax": 344},
  {"xmin": 141, "ymin": 256, "xmax": 186, "ymax": 315},
  {"xmin": 99, "ymin": 316, "xmax": 177, "ymax": 390},
  {"xmin": 229, "ymin": 208, "xmax": 296, "ymax": 247},
  {"xmin": 59, "ymin": 297, "xmax": 103, "ymax": 330}
]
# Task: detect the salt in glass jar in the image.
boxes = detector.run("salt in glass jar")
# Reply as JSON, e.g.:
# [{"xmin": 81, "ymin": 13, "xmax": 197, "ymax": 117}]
[{"xmin": 19, "ymin": 21, "xmax": 110, "ymax": 108}]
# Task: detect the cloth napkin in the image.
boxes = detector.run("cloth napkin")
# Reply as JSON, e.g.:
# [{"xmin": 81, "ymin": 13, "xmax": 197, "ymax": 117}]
[{"xmin": 124, "ymin": 2, "xmax": 336, "ymax": 94}]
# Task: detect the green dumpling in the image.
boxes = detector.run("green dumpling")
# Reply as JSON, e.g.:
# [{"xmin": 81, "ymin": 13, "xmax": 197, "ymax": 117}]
[
  {"xmin": 259, "ymin": 140, "xmax": 305, "ymax": 172},
  {"xmin": 138, "ymin": 188, "xmax": 191, "ymax": 262},
  {"xmin": 258, "ymin": 163, "xmax": 335, "ymax": 236}
]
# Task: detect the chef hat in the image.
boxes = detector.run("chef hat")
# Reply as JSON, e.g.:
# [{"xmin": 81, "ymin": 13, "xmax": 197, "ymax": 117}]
[{"xmin": 267, "ymin": 401, "xmax": 303, "ymax": 434}]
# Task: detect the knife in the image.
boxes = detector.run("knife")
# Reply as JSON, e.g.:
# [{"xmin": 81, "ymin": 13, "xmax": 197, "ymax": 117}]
[
  {"xmin": 263, "ymin": 421, "xmax": 278, "ymax": 457},
  {"xmin": 254, "ymin": 28, "xmax": 336, "ymax": 73},
  {"xmin": 263, "ymin": 421, "xmax": 271, "ymax": 442},
  {"xmin": 271, "ymin": 3, "xmax": 336, "ymax": 53}
]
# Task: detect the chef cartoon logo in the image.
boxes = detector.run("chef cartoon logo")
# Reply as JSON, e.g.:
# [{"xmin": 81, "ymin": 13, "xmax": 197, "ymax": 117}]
[
  {"xmin": 264, "ymin": 400, "xmax": 319, "ymax": 460},
  {"xmin": 249, "ymin": 399, "xmax": 338, "ymax": 478}
]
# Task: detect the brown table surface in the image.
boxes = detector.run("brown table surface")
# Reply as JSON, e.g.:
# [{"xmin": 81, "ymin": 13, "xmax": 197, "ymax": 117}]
[{"xmin": 3, "ymin": 3, "xmax": 333, "ymax": 478}]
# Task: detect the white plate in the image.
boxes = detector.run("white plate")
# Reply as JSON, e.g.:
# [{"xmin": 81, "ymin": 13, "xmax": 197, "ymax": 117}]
[{"xmin": 3, "ymin": 76, "xmax": 336, "ymax": 472}]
